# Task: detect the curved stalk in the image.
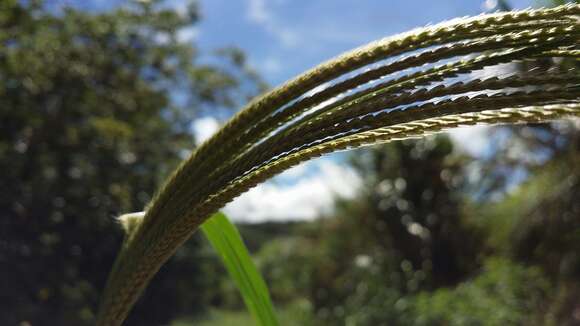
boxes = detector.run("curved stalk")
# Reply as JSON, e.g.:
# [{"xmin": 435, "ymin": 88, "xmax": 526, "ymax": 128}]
[{"xmin": 97, "ymin": 5, "xmax": 580, "ymax": 325}]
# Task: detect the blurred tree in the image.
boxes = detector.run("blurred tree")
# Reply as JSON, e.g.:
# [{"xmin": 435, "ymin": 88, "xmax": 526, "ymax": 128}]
[
  {"xmin": 294, "ymin": 128, "xmax": 579, "ymax": 325},
  {"xmin": 475, "ymin": 122, "xmax": 580, "ymax": 325},
  {"xmin": 470, "ymin": 1, "xmax": 580, "ymax": 323},
  {"xmin": 411, "ymin": 257, "xmax": 551, "ymax": 326},
  {"xmin": 0, "ymin": 0, "xmax": 262, "ymax": 325},
  {"xmin": 307, "ymin": 136, "xmax": 485, "ymax": 324},
  {"xmin": 248, "ymin": 2, "xmax": 580, "ymax": 323}
]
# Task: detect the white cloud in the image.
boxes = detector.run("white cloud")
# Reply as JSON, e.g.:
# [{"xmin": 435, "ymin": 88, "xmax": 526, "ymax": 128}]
[
  {"xmin": 262, "ymin": 57, "xmax": 282, "ymax": 74},
  {"xmin": 482, "ymin": 0, "xmax": 498, "ymax": 11},
  {"xmin": 176, "ymin": 26, "xmax": 199, "ymax": 43},
  {"xmin": 244, "ymin": 0, "xmax": 400, "ymax": 51},
  {"xmin": 192, "ymin": 116, "xmax": 220, "ymax": 144},
  {"xmin": 246, "ymin": 0, "xmax": 299, "ymax": 47},
  {"xmin": 448, "ymin": 125, "xmax": 490, "ymax": 157},
  {"xmin": 191, "ymin": 119, "xmax": 491, "ymax": 222},
  {"xmin": 191, "ymin": 114, "xmax": 361, "ymax": 223},
  {"xmin": 247, "ymin": 0, "xmax": 270, "ymax": 23},
  {"xmin": 276, "ymin": 161, "xmax": 309, "ymax": 180},
  {"xmin": 224, "ymin": 159, "xmax": 361, "ymax": 222}
]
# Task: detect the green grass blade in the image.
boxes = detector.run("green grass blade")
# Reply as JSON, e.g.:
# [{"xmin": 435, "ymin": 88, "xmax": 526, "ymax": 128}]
[{"xmin": 201, "ymin": 212, "xmax": 279, "ymax": 326}]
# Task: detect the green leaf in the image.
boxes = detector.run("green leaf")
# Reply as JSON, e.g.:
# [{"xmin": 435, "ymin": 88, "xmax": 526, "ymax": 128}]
[{"xmin": 201, "ymin": 212, "xmax": 278, "ymax": 326}]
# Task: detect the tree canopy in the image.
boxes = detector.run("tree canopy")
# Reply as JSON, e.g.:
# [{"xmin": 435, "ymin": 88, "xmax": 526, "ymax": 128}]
[{"xmin": 0, "ymin": 1, "xmax": 262, "ymax": 324}]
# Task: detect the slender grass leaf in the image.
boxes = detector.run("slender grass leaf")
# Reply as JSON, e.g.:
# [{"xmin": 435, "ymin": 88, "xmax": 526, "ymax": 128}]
[{"xmin": 201, "ymin": 212, "xmax": 278, "ymax": 326}]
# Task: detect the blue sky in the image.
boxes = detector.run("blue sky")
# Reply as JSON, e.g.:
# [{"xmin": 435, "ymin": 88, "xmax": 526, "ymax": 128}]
[
  {"xmin": 64, "ymin": 0, "xmax": 535, "ymax": 85},
  {"xmin": 194, "ymin": 0, "xmax": 533, "ymax": 86},
  {"xmin": 62, "ymin": 0, "xmax": 541, "ymax": 221}
]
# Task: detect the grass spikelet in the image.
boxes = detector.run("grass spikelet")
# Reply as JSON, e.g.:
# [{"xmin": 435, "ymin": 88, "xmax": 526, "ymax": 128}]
[{"xmin": 97, "ymin": 5, "xmax": 580, "ymax": 325}]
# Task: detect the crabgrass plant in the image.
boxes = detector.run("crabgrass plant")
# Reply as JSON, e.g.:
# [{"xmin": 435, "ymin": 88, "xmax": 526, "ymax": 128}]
[{"xmin": 97, "ymin": 5, "xmax": 580, "ymax": 325}]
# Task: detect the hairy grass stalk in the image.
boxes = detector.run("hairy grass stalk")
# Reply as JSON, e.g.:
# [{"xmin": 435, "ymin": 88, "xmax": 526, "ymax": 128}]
[{"xmin": 97, "ymin": 5, "xmax": 580, "ymax": 325}]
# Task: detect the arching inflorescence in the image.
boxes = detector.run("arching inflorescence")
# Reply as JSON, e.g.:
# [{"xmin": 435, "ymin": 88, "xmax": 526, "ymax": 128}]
[{"xmin": 98, "ymin": 5, "xmax": 580, "ymax": 325}]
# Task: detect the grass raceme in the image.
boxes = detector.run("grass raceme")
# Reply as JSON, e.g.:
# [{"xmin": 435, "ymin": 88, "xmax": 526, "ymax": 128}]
[{"xmin": 97, "ymin": 5, "xmax": 580, "ymax": 325}]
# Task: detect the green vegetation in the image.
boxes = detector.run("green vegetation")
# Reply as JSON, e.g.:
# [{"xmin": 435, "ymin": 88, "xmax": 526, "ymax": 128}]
[
  {"xmin": 100, "ymin": 5, "xmax": 580, "ymax": 323},
  {"xmin": 1, "ymin": 0, "xmax": 580, "ymax": 325},
  {"xmin": 0, "ymin": 0, "xmax": 260, "ymax": 324},
  {"xmin": 412, "ymin": 258, "xmax": 550, "ymax": 325},
  {"xmin": 184, "ymin": 127, "xmax": 580, "ymax": 325},
  {"xmin": 201, "ymin": 213, "xmax": 278, "ymax": 326}
]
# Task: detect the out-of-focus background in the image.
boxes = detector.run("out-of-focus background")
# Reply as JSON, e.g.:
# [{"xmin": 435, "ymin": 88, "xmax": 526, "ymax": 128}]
[{"xmin": 1, "ymin": 0, "xmax": 579, "ymax": 325}]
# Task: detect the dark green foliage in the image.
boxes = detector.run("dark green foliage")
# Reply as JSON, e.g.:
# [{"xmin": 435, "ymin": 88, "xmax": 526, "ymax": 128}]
[
  {"xmin": 302, "ymin": 137, "xmax": 485, "ymax": 324},
  {"xmin": 476, "ymin": 122, "xmax": 580, "ymax": 324},
  {"xmin": 411, "ymin": 258, "xmax": 550, "ymax": 326},
  {"xmin": 348, "ymin": 138, "xmax": 483, "ymax": 288},
  {"xmin": 0, "ymin": 1, "xmax": 260, "ymax": 324},
  {"xmin": 246, "ymin": 127, "xmax": 580, "ymax": 325}
]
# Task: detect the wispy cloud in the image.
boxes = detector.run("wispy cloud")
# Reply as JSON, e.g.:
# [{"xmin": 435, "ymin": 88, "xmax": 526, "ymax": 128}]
[
  {"xmin": 449, "ymin": 125, "xmax": 490, "ymax": 157},
  {"xmin": 192, "ymin": 116, "xmax": 220, "ymax": 144},
  {"xmin": 247, "ymin": 0, "xmax": 269, "ymax": 23},
  {"xmin": 225, "ymin": 160, "xmax": 361, "ymax": 222},
  {"xmin": 177, "ymin": 26, "xmax": 199, "ymax": 43},
  {"xmin": 246, "ymin": 0, "xmax": 299, "ymax": 47},
  {"xmin": 261, "ymin": 57, "xmax": 282, "ymax": 74},
  {"xmin": 191, "ymin": 115, "xmax": 362, "ymax": 222}
]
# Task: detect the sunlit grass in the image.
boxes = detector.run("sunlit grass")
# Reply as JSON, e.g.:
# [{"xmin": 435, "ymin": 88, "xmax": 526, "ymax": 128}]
[
  {"xmin": 97, "ymin": 5, "xmax": 580, "ymax": 324},
  {"xmin": 201, "ymin": 213, "xmax": 278, "ymax": 325}
]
